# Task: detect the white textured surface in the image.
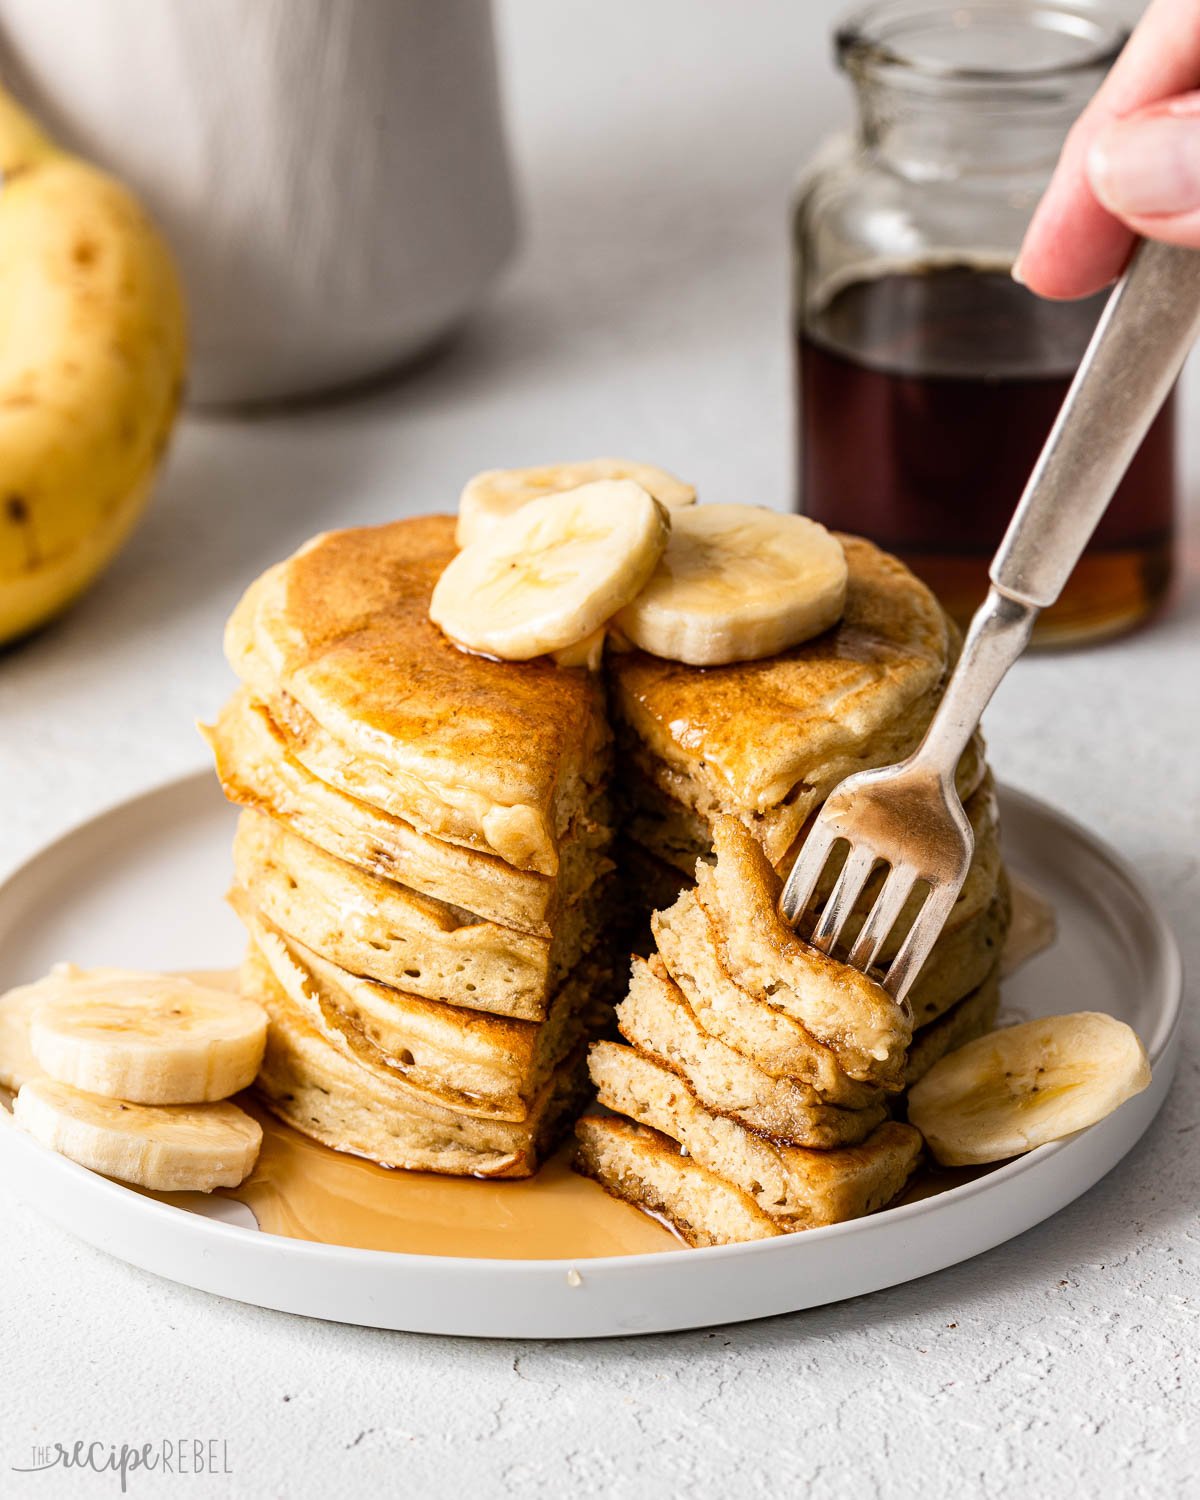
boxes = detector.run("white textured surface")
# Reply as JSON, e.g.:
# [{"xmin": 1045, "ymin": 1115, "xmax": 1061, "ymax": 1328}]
[{"xmin": 2, "ymin": 1, "xmax": 1197, "ymax": 1494}]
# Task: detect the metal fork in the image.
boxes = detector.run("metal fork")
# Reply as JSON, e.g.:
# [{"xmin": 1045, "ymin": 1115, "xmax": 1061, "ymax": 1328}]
[{"xmin": 780, "ymin": 238, "xmax": 1200, "ymax": 1013}]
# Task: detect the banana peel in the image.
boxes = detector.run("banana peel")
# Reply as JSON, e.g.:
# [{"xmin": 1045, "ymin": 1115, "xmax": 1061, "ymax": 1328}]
[{"xmin": 0, "ymin": 85, "xmax": 186, "ymax": 645}]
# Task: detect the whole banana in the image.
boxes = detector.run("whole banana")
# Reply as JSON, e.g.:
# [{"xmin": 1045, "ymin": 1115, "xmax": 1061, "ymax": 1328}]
[{"xmin": 0, "ymin": 86, "xmax": 186, "ymax": 644}]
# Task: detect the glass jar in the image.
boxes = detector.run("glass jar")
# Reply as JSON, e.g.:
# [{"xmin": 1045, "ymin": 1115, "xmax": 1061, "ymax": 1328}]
[{"xmin": 794, "ymin": 0, "xmax": 1176, "ymax": 646}]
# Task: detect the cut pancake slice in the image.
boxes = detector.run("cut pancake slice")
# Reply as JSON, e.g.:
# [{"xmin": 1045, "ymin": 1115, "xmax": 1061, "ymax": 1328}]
[
  {"xmin": 205, "ymin": 691, "xmax": 612, "ymax": 935},
  {"xmin": 697, "ymin": 818, "xmax": 910, "ymax": 1088},
  {"xmin": 575, "ymin": 1116, "xmax": 780, "ymax": 1247},
  {"xmin": 618, "ymin": 956, "xmax": 886, "ymax": 1147},
  {"xmin": 239, "ymin": 899, "xmax": 611, "ymax": 1122},
  {"xmin": 232, "ymin": 810, "xmax": 608, "ymax": 1016},
  {"xmin": 652, "ymin": 889, "xmax": 880, "ymax": 1108},
  {"xmin": 609, "ymin": 534, "xmax": 967, "ymax": 868},
  {"xmin": 225, "ymin": 517, "xmax": 611, "ymax": 876},
  {"xmin": 589, "ymin": 1042, "xmax": 922, "ymax": 1230},
  {"xmin": 246, "ymin": 949, "xmax": 587, "ymax": 1177},
  {"xmin": 618, "ymin": 695, "xmax": 985, "ymax": 872},
  {"xmin": 904, "ymin": 966, "xmax": 1001, "ymax": 1087}
]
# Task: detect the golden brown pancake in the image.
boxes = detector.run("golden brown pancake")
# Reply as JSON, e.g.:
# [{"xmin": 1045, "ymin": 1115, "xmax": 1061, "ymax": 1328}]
[
  {"xmin": 238, "ymin": 900, "xmax": 611, "ymax": 1122},
  {"xmin": 904, "ymin": 966, "xmax": 1001, "ymax": 1087},
  {"xmin": 206, "ymin": 690, "xmax": 611, "ymax": 935},
  {"xmin": 697, "ymin": 817, "xmax": 911, "ymax": 1088},
  {"xmin": 906, "ymin": 873, "xmax": 1011, "ymax": 1027},
  {"xmin": 225, "ymin": 516, "xmax": 611, "ymax": 876},
  {"xmin": 575, "ymin": 1116, "xmax": 781, "ymax": 1246},
  {"xmin": 609, "ymin": 535, "xmax": 955, "ymax": 865},
  {"xmin": 652, "ymin": 887, "xmax": 881, "ymax": 1107},
  {"xmin": 246, "ymin": 948, "xmax": 588, "ymax": 1177},
  {"xmin": 231, "ymin": 810, "xmax": 608, "ymax": 1017},
  {"xmin": 617, "ymin": 955, "xmax": 886, "ymax": 1146},
  {"xmin": 589, "ymin": 1042, "xmax": 922, "ymax": 1229}
]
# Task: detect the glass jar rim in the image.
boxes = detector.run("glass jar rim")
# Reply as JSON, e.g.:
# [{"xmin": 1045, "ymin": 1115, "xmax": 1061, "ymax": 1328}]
[{"xmin": 837, "ymin": 0, "xmax": 1127, "ymax": 87}]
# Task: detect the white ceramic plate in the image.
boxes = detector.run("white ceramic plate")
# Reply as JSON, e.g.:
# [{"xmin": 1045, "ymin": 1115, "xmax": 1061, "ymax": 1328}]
[{"xmin": 0, "ymin": 772, "xmax": 1180, "ymax": 1338}]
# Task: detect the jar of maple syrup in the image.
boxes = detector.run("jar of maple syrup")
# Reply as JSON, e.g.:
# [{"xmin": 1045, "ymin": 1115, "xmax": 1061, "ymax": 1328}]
[{"xmin": 795, "ymin": 1, "xmax": 1176, "ymax": 646}]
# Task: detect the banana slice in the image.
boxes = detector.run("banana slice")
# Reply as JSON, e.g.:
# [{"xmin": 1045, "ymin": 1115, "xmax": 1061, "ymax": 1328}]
[
  {"xmin": 2, "ymin": 963, "xmax": 123, "ymax": 1093},
  {"xmin": 0, "ymin": 980, "xmax": 45, "ymax": 1092},
  {"xmin": 430, "ymin": 479, "xmax": 670, "ymax": 661},
  {"xmin": 457, "ymin": 459, "xmax": 694, "ymax": 547},
  {"xmin": 615, "ymin": 505, "xmax": 847, "ymax": 665},
  {"xmin": 551, "ymin": 628, "xmax": 607, "ymax": 670},
  {"xmin": 30, "ymin": 970, "xmax": 268, "ymax": 1104},
  {"xmin": 13, "ymin": 1078, "xmax": 262, "ymax": 1191},
  {"xmin": 908, "ymin": 1012, "xmax": 1151, "ymax": 1167}
]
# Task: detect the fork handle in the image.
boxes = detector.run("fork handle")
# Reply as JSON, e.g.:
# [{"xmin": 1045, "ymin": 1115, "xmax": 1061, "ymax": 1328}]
[
  {"xmin": 992, "ymin": 238, "xmax": 1200, "ymax": 608},
  {"xmin": 914, "ymin": 586, "xmax": 1037, "ymax": 782},
  {"xmin": 915, "ymin": 238, "xmax": 1200, "ymax": 777}
]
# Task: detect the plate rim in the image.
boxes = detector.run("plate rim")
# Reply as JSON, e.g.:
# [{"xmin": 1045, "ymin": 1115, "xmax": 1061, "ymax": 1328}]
[{"xmin": 0, "ymin": 770, "xmax": 1183, "ymax": 1323}]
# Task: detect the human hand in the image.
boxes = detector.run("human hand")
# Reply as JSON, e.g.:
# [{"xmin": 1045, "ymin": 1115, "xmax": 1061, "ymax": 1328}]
[{"xmin": 1017, "ymin": 0, "xmax": 1200, "ymax": 298}]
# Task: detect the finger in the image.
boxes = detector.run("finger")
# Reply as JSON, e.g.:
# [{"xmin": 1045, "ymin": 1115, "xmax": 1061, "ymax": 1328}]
[
  {"xmin": 1018, "ymin": 0, "xmax": 1200, "ymax": 298},
  {"xmin": 1016, "ymin": 118, "xmax": 1136, "ymax": 299},
  {"xmin": 1089, "ymin": 95, "xmax": 1200, "ymax": 239}
]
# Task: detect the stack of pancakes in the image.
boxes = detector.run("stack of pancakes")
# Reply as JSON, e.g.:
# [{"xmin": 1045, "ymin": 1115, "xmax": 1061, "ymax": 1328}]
[
  {"xmin": 578, "ymin": 816, "xmax": 999, "ymax": 1246},
  {"xmin": 206, "ymin": 514, "xmax": 1010, "ymax": 1207},
  {"xmin": 205, "ymin": 517, "xmax": 616, "ymax": 1177}
]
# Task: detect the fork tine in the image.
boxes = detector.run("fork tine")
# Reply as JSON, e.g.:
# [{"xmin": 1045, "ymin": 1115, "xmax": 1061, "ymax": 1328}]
[
  {"xmin": 778, "ymin": 821, "xmax": 840, "ymax": 925},
  {"xmin": 809, "ymin": 845, "xmax": 879, "ymax": 954},
  {"xmin": 881, "ymin": 881, "xmax": 961, "ymax": 1008},
  {"xmin": 846, "ymin": 868, "xmax": 916, "ymax": 973}
]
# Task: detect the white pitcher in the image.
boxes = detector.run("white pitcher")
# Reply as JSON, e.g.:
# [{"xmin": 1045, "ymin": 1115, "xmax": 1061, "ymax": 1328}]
[{"xmin": 0, "ymin": 0, "xmax": 519, "ymax": 405}]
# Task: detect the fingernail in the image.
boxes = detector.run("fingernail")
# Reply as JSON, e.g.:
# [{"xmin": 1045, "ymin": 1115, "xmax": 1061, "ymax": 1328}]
[
  {"xmin": 1011, "ymin": 256, "xmax": 1027, "ymax": 286},
  {"xmin": 1089, "ymin": 115, "xmax": 1200, "ymax": 215}
]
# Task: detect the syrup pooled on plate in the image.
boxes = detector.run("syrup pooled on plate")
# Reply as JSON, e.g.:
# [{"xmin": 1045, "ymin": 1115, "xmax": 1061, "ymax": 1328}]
[{"xmin": 220, "ymin": 1100, "xmax": 679, "ymax": 1260}]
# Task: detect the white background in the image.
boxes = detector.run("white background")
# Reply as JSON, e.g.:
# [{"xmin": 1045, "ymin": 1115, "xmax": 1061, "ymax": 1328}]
[{"xmin": 2, "ymin": 2, "xmax": 1197, "ymax": 1495}]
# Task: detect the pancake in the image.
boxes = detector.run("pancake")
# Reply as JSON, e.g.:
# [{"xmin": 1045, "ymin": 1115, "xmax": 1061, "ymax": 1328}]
[
  {"xmin": 906, "ymin": 873, "xmax": 1011, "ymax": 1027},
  {"xmin": 623, "ymin": 769, "xmax": 1001, "ymax": 954},
  {"xmin": 206, "ymin": 691, "xmax": 611, "ymax": 935},
  {"xmin": 652, "ymin": 888, "xmax": 881, "ymax": 1108},
  {"xmin": 589, "ymin": 1042, "xmax": 922, "ymax": 1230},
  {"xmin": 575, "ymin": 1116, "xmax": 781, "ymax": 1246},
  {"xmin": 622, "ymin": 713, "xmax": 986, "ymax": 873},
  {"xmin": 609, "ymin": 536, "xmax": 955, "ymax": 865},
  {"xmin": 904, "ymin": 966, "xmax": 1001, "ymax": 1087},
  {"xmin": 617, "ymin": 955, "xmax": 886, "ymax": 1146},
  {"xmin": 239, "ymin": 903, "xmax": 611, "ymax": 1122},
  {"xmin": 225, "ymin": 517, "xmax": 611, "ymax": 876},
  {"xmin": 232, "ymin": 810, "xmax": 609, "ymax": 1016},
  {"xmin": 246, "ymin": 948, "xmax": 587, "ymax": 1177},
  {"xmin": 696, "ymin": 817, "xmax": 911, "ymax": 1089}
]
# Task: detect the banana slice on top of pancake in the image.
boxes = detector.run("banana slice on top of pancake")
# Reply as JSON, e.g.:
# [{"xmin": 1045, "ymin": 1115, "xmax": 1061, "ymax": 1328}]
[
  {"xmin": 907, "ymin": 1011, "xmax": 1151, "ymax": 1167},
  {"xmin": 431, "ymin": 479, "xmax": 670, "ymax": 661},
  {"xmin": 13, "ymin": 1078, "xmax": 262, "ymax": 1191},
  {"xmin": 616, "ymin": 505, "xmax": 848, "ymax": 666},
  {"xmin": 457, "ymin": 459, "xmax": 695, "ymax": 547}
]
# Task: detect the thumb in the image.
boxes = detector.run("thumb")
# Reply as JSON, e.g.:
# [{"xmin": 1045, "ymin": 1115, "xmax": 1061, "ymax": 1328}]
[{"xmin": 1088, "ymin": 93, "xmax": 1200, "ymax": 243}]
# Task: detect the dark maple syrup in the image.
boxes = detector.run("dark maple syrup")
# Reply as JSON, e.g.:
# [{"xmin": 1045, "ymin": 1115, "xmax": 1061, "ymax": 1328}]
[{"xmin": 798, "ymin": 265, "xmax": 1176, "ymax": 644}]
